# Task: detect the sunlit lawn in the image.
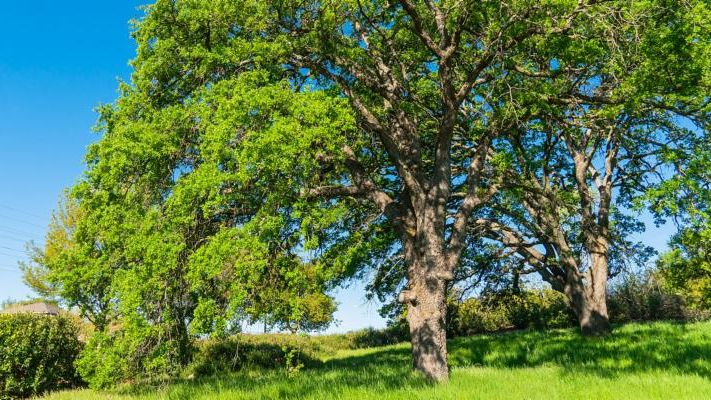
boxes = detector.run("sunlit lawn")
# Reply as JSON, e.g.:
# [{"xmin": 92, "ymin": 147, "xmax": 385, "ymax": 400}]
[{"xmin": 43, "ymin": 321, "xmax": 711, "ymax": 400}]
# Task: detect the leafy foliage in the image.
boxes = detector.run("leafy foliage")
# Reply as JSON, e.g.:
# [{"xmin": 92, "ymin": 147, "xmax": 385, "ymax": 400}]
[
  {"xmin": 24, "ymin": 0, "xmax": 711, "ymax": 383},
  {"xmin": 20, "ymin": 193, "xmax": 115, "ymax": 331},
  {"xmin": 448, "ymin": 289, "xmax": 576, "ymax": 336},
  {"xmin": 0, "ymin": 314, "xmax": 83, "ymax": 399},
  {"xmin": 185, "ymin": 337, "xmax": 320, "ymax": 379},
  {"xmin": 607, "ymin": 268, "xmax": 705, "ymax": 322},
  {"xmin": 649, "ymin": 131, "xmax": 710, "ymax": 310},
  {"xmin": 658, "ymin": 242, "xmax": 711, "ymax": 310}
]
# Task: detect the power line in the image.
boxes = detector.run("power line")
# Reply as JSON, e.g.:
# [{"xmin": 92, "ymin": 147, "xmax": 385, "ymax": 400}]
[
  {"xmin": 0, "ymin": 225, "xmax": 41, "ymax": 237},
  {"xmin": 0, "ymin": 250, "xmax": 25, "ymax": 259},
  {"xmin": 0, "ymin": 245, "xmax": 25, "ymax": 255},
  {"xmin": 0, "ymin": 268, "xmax": 22, "ymax": 273},
  {"xmin": 0, "ymin": 225, "xmax": 42, "ymax": 240},
  {"xmin": 0, "ymin": 259, "xmax": 24, "ymax": 267},
  {"xmin": 0, "ymin": 213, "xmax": 46, "ymax": 229},
  {"xmin": 0, "ymin": 204, "xmax": 46, "ymax": 221},
  {"xmin": 0, "ymin": 234, "xmax": 34, "ymax": 243},
  {"xmin": 0, "ymin": 261, "xmax": 22, "ymax": 270}
]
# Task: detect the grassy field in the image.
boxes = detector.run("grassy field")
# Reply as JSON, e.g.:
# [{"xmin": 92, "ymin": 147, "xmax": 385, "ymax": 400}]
[{"xmin": 43, "ymin": 321, "xmax": 711, "ymax": 400}]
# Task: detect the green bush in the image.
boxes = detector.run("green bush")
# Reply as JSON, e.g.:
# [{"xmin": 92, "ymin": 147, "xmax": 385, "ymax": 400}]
[
  {"xmin": 0, "ymin": 313, "xmax": 83, "ymax": 399},
  {"xmin": 510, "ymin": 290, "xmax": 576, "ymax": 329},
  {"xmin": 75, "ymin": 331, "xmax": 131, "ymax": 389},
  {"xmin": 446, "ymin": 275, "xmax": 709, "ymax": 339},
  {"xmin": 75, "ymin": 326, "xmax": 189, "ymax": 389},
  {"xmin": 608, "ymin": 271, "xmax": 709, "ymax": 323},
  {"xmin": 184, "ymin": 336, "xmax": 320, "ymax": 379},
  {"xmin": 451, "ymin": 297, "xmax": 512, "ymax": 335},
  {"xmin": 449, "ymin": 289, "xmax": 576, "ymax": 336},
  {"xmin": 183, "ymin": 326, "xmax": 411, "ymax": 380},
  {"xmin": 346, "ymin": 325, "xmax": 409, "ymax": 349},
  {"xmin": 234, "ymin": 327, "xmax": 409, "ymax": 356},
  {"xmin": 658, "ymin": 247, "xmax": 711, "ymax": 310}
]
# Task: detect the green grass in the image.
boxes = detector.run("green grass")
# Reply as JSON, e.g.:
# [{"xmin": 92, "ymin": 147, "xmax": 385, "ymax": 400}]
[{"xmin": 43, "ymin": 320, "xmax": 711, "ymax": 399}]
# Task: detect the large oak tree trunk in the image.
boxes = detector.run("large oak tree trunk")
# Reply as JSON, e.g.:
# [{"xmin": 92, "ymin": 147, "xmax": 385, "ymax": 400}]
[
  {"xmin": 399, "ymin": 208, "xmax": 451, "ymax": 381},
  {"xmin": 570, "ymin": 286, "xmax": 610, "ymax": 335},
  {"xmin": 565, "ymin": 251, "xmax": 611, "ymax": 336},
  {"xmin": 405, "ymin": 276, "xmax": 449, "ymax": 381}
]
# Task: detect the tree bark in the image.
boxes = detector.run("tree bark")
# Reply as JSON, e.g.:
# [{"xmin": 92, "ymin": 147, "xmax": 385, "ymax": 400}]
[
  {"xmin": 564, "ymin": 252, "xmax": 611, "ymax": 336},
  {"xmin": 571, "ymin": 289, "xmax": 610, "ymax": 336},
  {"xmin": 404, "ymin": 275, "xmax": 449, "ymax": 381},
  {"xmin": 581, "ymin": 303, "xmax": 610, "ymax": 336},
  {"xmin": 399, "ymin": 208, "xmax": 451, "ymax": 382}
]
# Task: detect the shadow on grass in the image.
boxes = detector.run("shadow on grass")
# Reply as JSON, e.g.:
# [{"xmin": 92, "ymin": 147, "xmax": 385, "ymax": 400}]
[
  {"xmin": 114, "ymin": 345, "xmax": 431, "ymax": 400},
  {"xmin": 448, "ymin": 321, "xmax": 711, "ymax": 379},
  {"xmin": 115, "ymin": 346, "xmax": 425, "ymax": 399},
  {"xmin": 115, "ymin": 321, "xmax": 711, "ymax": 399}
]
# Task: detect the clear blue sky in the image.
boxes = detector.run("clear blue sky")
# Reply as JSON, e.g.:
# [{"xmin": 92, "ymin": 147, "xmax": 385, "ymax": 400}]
[
  {"xmin": 0, "ymin": 0, "xmax": 146, "ymax": 297},
  {"xmin": 0, "ymin": 1, "xmax": 675, "ymax": 333}
]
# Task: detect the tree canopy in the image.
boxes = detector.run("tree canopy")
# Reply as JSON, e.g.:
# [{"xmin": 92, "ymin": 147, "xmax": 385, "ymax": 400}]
[{"xmin": 26, "ymin": 0, "xmax": 710, "ymax": 383}]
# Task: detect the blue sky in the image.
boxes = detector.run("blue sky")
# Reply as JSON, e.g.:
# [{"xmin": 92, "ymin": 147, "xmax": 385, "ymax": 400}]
[
  {"xmin": 0, "ymin": 1, "xmax": 145, "ymax": 295},
  {"xmin": 0, "ymin": 1, "xmax": 675, "ymax": 333}
]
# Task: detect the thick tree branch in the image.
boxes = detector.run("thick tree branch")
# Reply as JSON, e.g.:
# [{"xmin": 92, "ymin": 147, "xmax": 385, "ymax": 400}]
[{"xmin": 397, "ymin": 0, "xmax": 442, "ymax": 56}]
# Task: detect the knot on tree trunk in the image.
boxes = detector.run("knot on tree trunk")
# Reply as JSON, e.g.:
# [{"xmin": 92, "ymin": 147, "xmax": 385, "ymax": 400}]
[
  {"xmin": 398, "ymin": 290, "xmax": 418, "ymax": 304},
  {"xmin": 433, "ymin": 270, "xmax": 453, "ymax": 282}
]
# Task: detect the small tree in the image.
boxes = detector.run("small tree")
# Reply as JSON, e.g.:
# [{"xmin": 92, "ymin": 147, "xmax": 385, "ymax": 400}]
[
  {"xmin": 654, "ymin": 138, "xmax": 710, "ymax": 309},
  {"xmin": 20, "ymin": 193, "xmax": 115, "ymax": 331}
]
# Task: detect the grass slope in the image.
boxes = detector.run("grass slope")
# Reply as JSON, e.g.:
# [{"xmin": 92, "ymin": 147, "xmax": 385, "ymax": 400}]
[{"xmin": 43, "ymin": 321, "xmax": 711, "ymax": 400}]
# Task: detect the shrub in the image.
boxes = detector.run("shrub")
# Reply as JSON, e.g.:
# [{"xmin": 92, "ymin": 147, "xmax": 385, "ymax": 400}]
[
  {"xmin": 74, "ymin": 331, "xmax": 131, "ymax": 389},
  {"xmin": 448, "ymin": 270, "xmax": 711, "ymax": 339},
  {"xmin": 0, "ymin": 313, "xmax": 83, "ymax": 399},
  {"xmin": 657, "ymin": 247, "xmax": 711, "ymax": 310},
  {"xmin": 346, "ymin": 325, "xmax": 409, "ymax": 349},
  {"xmin": 451, "ymin": 297, "xmax": 512, "ymax": 335},
  {"xmin": 507, "ymin": 289, "xmax": 576, "ymax": 329},
  {"xmin": 183, "ymin": 325, "xmax": 413, "ymax": 380},
  {"xmin": 75, "ymin": 325, "xmax": 190, "ymax": 389},
  {"xmin": 449, "ymin": 289, "xmax": 576, "ymax": 336},
  {"xmin": 608, "ymin": 270, "xmax": 709, "ymax": 323},
  {"xmin": 184, "ymin": 336, "xmax": 320, "ymax": 379}
]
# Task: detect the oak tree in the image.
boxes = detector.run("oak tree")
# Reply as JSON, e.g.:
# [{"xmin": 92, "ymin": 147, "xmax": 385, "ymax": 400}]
[
  {"xmin": 476, "ymin": 0, "xmax": 709, "ymax": 334},
  {"xmin": 37, "ymin": 0, "xmax": 708, "ymax": 383}
]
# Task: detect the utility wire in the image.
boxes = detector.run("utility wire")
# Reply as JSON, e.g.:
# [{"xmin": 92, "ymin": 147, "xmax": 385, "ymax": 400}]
[
  {"xmin": 0, "ymin": 259, "xmax": 25, "ymax": 268},
  {"xmin": 0, "ymin": 234, "xmax": 35, "ymax": 244},
  {"xmin": 0, "ymin": 245, "xmax": 25, "ymax": 254},
  {"xmin": 0, "ymin": 206, "xmax": 43, "ymax": 274},
  {"xmin": 0, "ymin": 213, "xmax": 45, "ymax": 229},
  {"xmin": 0, "ymin": 204, "xmax": 46, "ymax": 221},
  {"xmin": 0, "ymin": 269, "xmax": 22, "ymax": 274},
  {"xmin": 0, "ymin": 250, "xmax": 26, "ymax": 259},
  {"xmin": 0, "ymin": 225, "xmax": 42, "ymax": 240}
]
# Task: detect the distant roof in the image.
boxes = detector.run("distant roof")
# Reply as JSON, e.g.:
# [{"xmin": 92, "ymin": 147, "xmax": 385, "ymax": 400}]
[{"xmin": 0, "ymin": 302, "xmax": 61, "ymax": 316}]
